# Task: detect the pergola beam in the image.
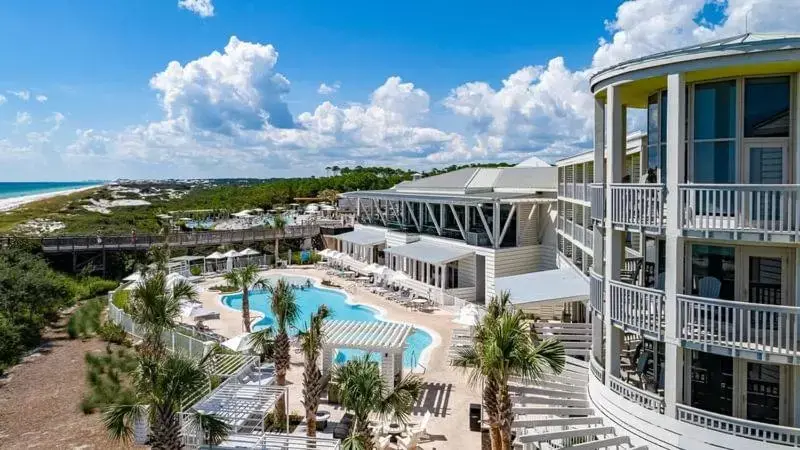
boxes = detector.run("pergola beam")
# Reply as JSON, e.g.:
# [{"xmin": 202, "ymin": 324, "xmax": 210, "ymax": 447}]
[
  {"xmin": 424, "ymin": 202, "xmax": 442, "ymax": 235},
  {"xmin": 448, "ymin": 204, "xmax": 467, "ymax": 240},
  {"xmin": 498, "ymin": 204, "xmax": 517, "ymax": 246},
  {"xmin": 404, "ymin": 201, "xmax": 422, "ymax": 232},
  {"xmin": 475, "ymin": 204, "xmax": 495, "ymax": 247}
]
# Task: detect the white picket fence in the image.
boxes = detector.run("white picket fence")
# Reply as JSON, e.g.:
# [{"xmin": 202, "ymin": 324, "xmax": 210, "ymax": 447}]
[{"xmin": 106, "ymin": 292, "xmax": 212, "ymax": 360}]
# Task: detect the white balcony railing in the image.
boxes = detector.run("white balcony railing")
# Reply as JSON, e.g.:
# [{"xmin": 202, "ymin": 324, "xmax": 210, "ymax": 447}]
[
  {"xmin": 574, "ymin": 223, "xmax": 585, "ymax": 246},
  {"xmin": 679, "ymin": 184, "xmax": 800, "ymax": 238},
  {"xmin": 609, "ymin": 280, "xmax": 665, "ymax": 339},
  {"xmin": 590, "ymin": 356, "xmax": 605, "ymax": 383},
  {"xmin": 608, "ymin": 374, "xmax": 664, "ymax": 412},
  {"xmin": 589, "ymin": 270, "xmax": 604, "ymax": 315},
  {"xmin": 678, "ymin": 294, "xmax": 800, "ymax": 358},
  {"xmin": 609, "ymin": 184, "xmax": 665, "ymax": 229},
  {"xmin": 590, "ymin": 183, "xmax": 604, "ymax": 221},
  {"xmin": 566, "ymin": 183, "xmax": 575, "ymax": 198},
  {"xmin": 584, "ymin": 228, "xmax": 594, "ymax": 248},
  {"xmin": 677, "ymin": 404, "xmax": 800, "ymax": 447}
]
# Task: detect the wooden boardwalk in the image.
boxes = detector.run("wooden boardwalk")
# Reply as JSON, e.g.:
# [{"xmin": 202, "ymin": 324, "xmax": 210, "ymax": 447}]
[{"xmin": 2, "ymin": 225, "xmax": 320, "ymax": 253}]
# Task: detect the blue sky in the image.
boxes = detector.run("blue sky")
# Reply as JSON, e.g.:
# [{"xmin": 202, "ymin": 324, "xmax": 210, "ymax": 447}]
[{"xmin": 0, "ymin": 0, "xmax": 794, "ymax": 180}]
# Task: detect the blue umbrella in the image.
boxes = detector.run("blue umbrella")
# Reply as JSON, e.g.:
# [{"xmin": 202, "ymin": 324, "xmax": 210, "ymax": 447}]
[{"xmin": 334, "ymin": 351, "xmax": 347, "ymax": 365}]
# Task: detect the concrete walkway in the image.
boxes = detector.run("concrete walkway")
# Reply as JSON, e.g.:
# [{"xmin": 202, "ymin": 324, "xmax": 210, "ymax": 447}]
[{"xmin": 190, "ymin": 267, "xmax": 482, "ymax": 450}]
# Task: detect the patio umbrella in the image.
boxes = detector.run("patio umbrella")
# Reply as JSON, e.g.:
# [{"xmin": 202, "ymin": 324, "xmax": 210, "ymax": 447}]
[
  {"xmin": 334, "ymin": 351, "xmax": 347, "ymax": 365},
  {"xmin": 206, "ymin": 251, "xmax": 224, "ymax": 259},
  {"xmin": 389, "ymin": 272, "xmax": 409, "ymax": 283},
  {"xmin": 183, "ymin": 304, "xmax": 217, "ymax": 321},
  {"xmin": 123, "ymin": 272, "xmax": 142, "ymax": 282},
  {"xmin": 221, "ymin": 333, "xmax": 254, "ymax": 352},
  {"xmin": 239, "ymin": 248, "xmax": 260, "ymax": 256},
  {"xmin": 452, "ymin": 305, "xmax": 482, "ymax": 326},
  {"xmin": 221, "ymin": 250, "xmax": 240, "ymax": 258},
  {"xmin": 318, "ymin": 249, "xmax": 332, "ymax": 257}
]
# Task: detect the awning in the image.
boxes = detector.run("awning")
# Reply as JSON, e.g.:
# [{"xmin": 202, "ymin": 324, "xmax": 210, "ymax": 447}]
[
  {"xmin": 334, "ymin": 228, "xmax": 385, "ymax": 246},
  {"xmin": 495, "ymin": 268, "xmax": 588, "ymax": 307},
  {"xmin": 384, "ymin": 241, "xmax": 474, "ymax": 265}
]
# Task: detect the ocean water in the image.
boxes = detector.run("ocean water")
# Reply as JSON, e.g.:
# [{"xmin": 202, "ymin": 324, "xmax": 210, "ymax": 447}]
[
  {"xmin": 222, "ymin": 275, "xmax": 433, "ymax": 369},
  {"xmin": 0, "ymin": 182, "xmax": 100, "ymax": 200}
]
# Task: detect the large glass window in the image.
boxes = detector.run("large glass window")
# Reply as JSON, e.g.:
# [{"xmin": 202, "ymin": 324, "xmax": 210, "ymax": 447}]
[
  {"xmin": 646, "ymin": 92, "xmax": 668, "ymax": 183},
  {"xmin": 690, "ymin": 351, "xmax": 733, "ymax": 417},
  {"xmin": 745, "ymin": 77, "xmax": 790, "ymax": 138},
  {"xmin": 694, "ymin": 80, "xmax": 736, "ymax": 140},
  {"xmin": 693, "ymin": 80, "xmax": 736, "ymax": 183}
]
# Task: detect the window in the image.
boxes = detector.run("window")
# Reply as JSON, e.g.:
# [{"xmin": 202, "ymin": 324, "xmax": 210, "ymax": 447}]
[
  {"xmin": 693, "ymin": 80, "xmax": 737, "ymax": 183},
  {"xmin": 646, "ymin": 91, "xmax": 669, "ymax": 183},
  {"xmin": 744, "ymin": 77, "xmax": 790, "ymax": 138}
]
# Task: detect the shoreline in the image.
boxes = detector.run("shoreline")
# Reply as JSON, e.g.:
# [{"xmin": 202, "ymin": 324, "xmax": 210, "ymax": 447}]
[{"xmin": 0, "ymin": 185, "xmax": 103, "ymax": 213}]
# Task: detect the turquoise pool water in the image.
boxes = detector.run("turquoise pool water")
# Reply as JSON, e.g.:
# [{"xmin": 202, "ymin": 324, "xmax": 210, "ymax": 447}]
[{"xmin": 222, "ymin": 275, "xmax": 433, "ymax": 368}]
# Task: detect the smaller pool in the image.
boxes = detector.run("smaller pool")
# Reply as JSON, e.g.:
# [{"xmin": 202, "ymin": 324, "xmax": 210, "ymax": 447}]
[{"xmin": 222, "ymin": 275, "xmax": 433, "ymax": 368}]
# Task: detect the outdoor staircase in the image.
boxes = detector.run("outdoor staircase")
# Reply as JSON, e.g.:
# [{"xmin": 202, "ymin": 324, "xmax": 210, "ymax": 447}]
[
  {"xmin": 532, "ymin": 322, "xmax": 592, "ymax": 360},
  {"xmin": 511, "ymin": 357, "xmax": 647, "ymax": 450}
]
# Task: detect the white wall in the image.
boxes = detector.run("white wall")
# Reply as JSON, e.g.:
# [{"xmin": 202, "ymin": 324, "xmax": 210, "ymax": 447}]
[
  {"xmin": 517, "ymin": 203, "xmax": 539, "ymax": 246},
  {"xmin": 385, "ymin": 230, "xmax": 419, "ymax": 248}
]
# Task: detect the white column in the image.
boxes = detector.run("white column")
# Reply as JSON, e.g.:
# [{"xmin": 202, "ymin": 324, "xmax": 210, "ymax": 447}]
[
  {"xmin": 664, "ymin": 72, "xmax": 687, "ymax": 417},
  {"xmin": 604, "ymin": 84, "xmax": 625, "ymax": 381},
  {"xmin": 593, "ymin": 96, "xmax": 605, "ymax": 273},
  {"xmin": 442, "ymin": 265, "xmax": 448, "ymax": 290},
  {"xmin": 492, "ymin": 202, "xmax": 500, "ymax": 248}
]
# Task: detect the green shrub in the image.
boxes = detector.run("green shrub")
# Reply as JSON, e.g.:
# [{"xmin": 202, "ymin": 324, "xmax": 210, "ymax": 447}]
[
  {"xmin": 0, "ymin": 315, "xmax": 23, "ymax": 374},
  {"xmin": 97, "ymin": 322, "xmax": 129, "ymax": 345},
  {"xmin": 66, "ymin": 298, "xmax": 105, "ymax": 339},
  {"xmin": 190, "ymin": 265, "xmax": 202, "ymax": 276},
  {"xmin": 208, "ymin": 284, "xmax": 238, "ymax": 293},
  {"xmin": 111, "ymin": 289, "xmax": 130, "ymax": 311}
]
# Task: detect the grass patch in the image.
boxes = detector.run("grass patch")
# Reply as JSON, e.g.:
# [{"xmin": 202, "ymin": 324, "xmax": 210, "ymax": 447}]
[{"xmin": 67, "ymin": 297, "xmax": 105, "ymax": 339}]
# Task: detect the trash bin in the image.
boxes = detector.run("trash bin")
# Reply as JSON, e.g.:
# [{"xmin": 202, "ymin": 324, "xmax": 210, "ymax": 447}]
[{"xmin": 469, "ymin": 403, "xmax": 482, "ymax": 431}]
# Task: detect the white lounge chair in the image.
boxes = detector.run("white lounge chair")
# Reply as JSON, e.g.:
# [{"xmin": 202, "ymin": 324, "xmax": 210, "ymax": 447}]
[
  {"xmin": 408, "ymin": 411, "xmax": 431, "ymax": 440},
  {"xmin": 396, "ymin": 430, "xmax": 422, "ymax": 449}
]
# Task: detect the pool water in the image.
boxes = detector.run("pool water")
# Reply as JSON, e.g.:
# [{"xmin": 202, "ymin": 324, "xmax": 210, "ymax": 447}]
[{"xmin": 222, "ymin": 275, "xmax": 433, "ymax": 368}]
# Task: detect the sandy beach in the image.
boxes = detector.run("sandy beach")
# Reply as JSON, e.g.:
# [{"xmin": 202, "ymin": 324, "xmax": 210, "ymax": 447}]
[{"xmin": 0, "ymin": 184, "xmax": 102, "ymax": 213}]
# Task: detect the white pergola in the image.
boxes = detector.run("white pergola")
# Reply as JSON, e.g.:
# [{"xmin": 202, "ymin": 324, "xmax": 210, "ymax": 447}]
[
  {"xmin": 333, "ymin": 228, "xmax": 386, "ymax": 264},
  {"xmin": 192, "ymin": 380, "xmax": 288, "ymax": 434},
  {"xmin": 322, "ymin": 320, "xmax": 414, "ymax": 389}
]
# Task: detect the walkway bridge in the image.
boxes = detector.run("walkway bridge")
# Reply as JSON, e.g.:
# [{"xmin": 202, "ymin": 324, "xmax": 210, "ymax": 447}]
[{"xmin": 2, "ymin": 225, "xmax": 320, "ymax": 253}]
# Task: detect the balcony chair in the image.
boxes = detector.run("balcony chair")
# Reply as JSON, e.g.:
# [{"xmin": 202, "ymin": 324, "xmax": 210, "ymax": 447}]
[
  {"xmin": 698, "ymin": 277, "xmax": 722, "ymax": 299},
  {"xmin": 655, "ymin": 272, "xmax": 665, "ymax": 290},
  {"xmin": 620, "ymin": 258, "xmax": 643, "ymax": 285}
]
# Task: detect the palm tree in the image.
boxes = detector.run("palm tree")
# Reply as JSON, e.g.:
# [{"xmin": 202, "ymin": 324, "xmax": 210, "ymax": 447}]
[
  {"xmin": 298, "ymin": 305, "xmax": 330, "ymax": 437},
  {"xmin": 270, "ymin": 214, "xmax": 287, "ymax": 265},
  {"xmin": 247, "ymin": 326, "xmax": 276, "ymax": 363},
  {"xmin": 267, "ymin": 278, "xmax": 299, "ymax": 427},
  {"xmin": 332, "ymin": 355, "xmax": 424, "ymax": 446},
  {"xmin": 100, "ymin": 352, "xmax": 229, "ymax": 449},
  {"xmin": 223, "ymin": 264, "xmax": 266, "ymax": 332},
  {"xmin": 453, "ymin": 293, "xmax": 565, "ymax": 450},
  {"xmin": 128, "ymin": 271, "xmax": 197, "ymax": 357}
]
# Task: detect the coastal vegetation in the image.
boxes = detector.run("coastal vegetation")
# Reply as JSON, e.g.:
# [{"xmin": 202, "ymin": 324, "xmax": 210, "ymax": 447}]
[
  {"xmin": 266, "ymin": 277, "xmax": 299, "ymax": 428},
  {"xmin": 0, "ymin": 247, "xmax": 117, "ymax": 374},
  {"xmin": 298, "ymin": 304, "xmax": 330, "ymax": 437},
  {"xmin": 223, "ymin": 264, "xmax": 267, "ymax": 332},
  {"xmin": 0, "ymin": 163, "xmax": 513, "ymax": 235}
]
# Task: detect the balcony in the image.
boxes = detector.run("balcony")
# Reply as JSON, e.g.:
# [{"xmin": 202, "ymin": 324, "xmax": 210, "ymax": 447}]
[
  {"xmin": 559, "ymin": 182, "xmax": 588, "ymax": 202},
  {"xmin": 609, "ymin": 184, "xmax": 665, "ymax": 231},
  {"xmin": 589, "ymin": 270, "xmax": 603, "ymax": 315},
  {"xmin": 678, "ymin": 184, "xmax": 800, "ymax": 242},
  {"xmin": 609, "ymin": 280, "xmax": 665, "ymax": 340},
  {"xmin": 677, "ymin": 404, "xmax": 800, "ymax": 447},
  {"xmin": 608, "ymin": 373, "xmax": 664, "ymax": 413},
  {"xmin": 677, "ymin": 294, "xmax": 800, "ymax": 363},
  {"xmin": 590, "ymin": 356, "xmax": 605, "ymax": 383},
  {"xmin": 590, "ymin": 183, "xmax": 604, "ymax": 221}
]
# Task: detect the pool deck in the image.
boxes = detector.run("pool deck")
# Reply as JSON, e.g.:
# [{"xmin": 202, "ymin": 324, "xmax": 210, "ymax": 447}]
[{"xmin": 191, "ymin": 267, "xmax": 482, "ymax": 450}]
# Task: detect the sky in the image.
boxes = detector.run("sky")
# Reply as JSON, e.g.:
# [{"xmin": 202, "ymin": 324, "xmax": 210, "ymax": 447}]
[{"xmin": 0, "ymin": 0, "xmax": 798, "ymax": 181}]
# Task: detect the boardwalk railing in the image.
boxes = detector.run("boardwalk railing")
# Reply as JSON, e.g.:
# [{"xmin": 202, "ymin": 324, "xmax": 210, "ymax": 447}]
[
  {"xmin": 590, "ymin": 356, "xmax": 605, "ymax": 383},
  {"xmin": 678, "ymin": 184, "xmax": 800, "ymax": 238},
  {"xmin": 678, "ymin": 294, "xmax": 800, "ymax": 358},
  {"xmin": 677, "ymin": 403, "xmax": 800, "ymax": 447},
  {"xmin": 35, "ymin": 225, "xmax": 320, "ymax": 252},
  {"xmin": 609, "ymin": 280, "xmax": 665, "ymax": 339},
  {"xmin": 609, "ymin": 184, "xmax": 665, "ymax": 229}
]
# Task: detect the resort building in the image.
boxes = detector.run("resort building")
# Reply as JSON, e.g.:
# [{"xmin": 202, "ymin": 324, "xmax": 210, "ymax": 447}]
[
  {"xmin": 586, "ymin": 33, "xmax": 800, "ymax": 449},
  {"xmin": 336, "ymin": 162, "xmax": 564, "ymax": 308}
]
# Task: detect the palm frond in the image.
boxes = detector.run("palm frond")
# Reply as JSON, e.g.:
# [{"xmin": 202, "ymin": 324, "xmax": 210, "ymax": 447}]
[
  {"xmin": 192, "ymin": 411, "xmax": 231, "ymax": 445},
  {"xmin": 101, "ymin": 402, "xmax": 147, "ymax": 443}
]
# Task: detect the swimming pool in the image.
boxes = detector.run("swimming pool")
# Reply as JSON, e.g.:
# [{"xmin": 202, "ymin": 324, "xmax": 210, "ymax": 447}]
[{"xmin": 221, "ymin": 275, "xmax": 433, "ymax": 369}]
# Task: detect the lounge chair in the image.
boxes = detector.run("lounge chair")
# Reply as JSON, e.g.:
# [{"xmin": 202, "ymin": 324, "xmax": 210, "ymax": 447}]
[
  {"xmin": 396, "ymin": 430, "xmax": 422, "ymax": 449},
  {"xmin": 408, "ymin": 411, "xmax": 431, "ymax": 440}
]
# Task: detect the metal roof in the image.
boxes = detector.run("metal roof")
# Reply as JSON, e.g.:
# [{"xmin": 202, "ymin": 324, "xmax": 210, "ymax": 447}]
[
  {"xmin": 591, "ymin": 33, "xmax": 800, "ymax": 93},
  {"xmin": 340, "ymin": 190, "xmax": 538, "ymax": 204},
  {"xmin": 496, "ymin": 268, "xmax": 588, "ymax": 307},
  {"xmin": 384, "ymin": 241, "xmax": 474, "ymax": 265},
  {"xmin": 323, "ymin": 319, "xmax": 413, "ymax": 351},
  {"xmin": 333, "ymin": 228, "xmax": 385, "ymax": 246}
]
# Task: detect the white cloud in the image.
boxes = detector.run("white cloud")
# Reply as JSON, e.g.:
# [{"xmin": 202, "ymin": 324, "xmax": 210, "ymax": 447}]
[
  {"xmin": 0, "ymin": 95, "xmax": 6, "ymax": 105},
  {"xmin": 8, "ymin": 90, "xmax": 30, "ymax": 101},
  {"xmin": 15, "ymin": 111, "xmax": 32, "ymax": 126},
  {"xmin": 49, "ymin": 112, "xmax": 66, "ymax": 130},
  {"xmin": 65, "ymin": 129, "xmax": 111, "ymax": 157},
  {"xmin": 149, "ymin": 36, "xmax": 294, "ymax": 134},
  {"xmin": 35, "ymin": 94, "xmax": 48, "ymax": 103},
  {"xmin": 178, "ymin": 0, "xmax": 214, "ymax": 18},
  {"xmin": 318, "ymin": 82, "xmax": 341, "ymax": 95}
]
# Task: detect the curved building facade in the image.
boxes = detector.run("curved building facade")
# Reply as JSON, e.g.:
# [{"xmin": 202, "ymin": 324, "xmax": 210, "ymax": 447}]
[{"xmin": 586, "ymin": 33, "xmax": 800, "ymax": 449}]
